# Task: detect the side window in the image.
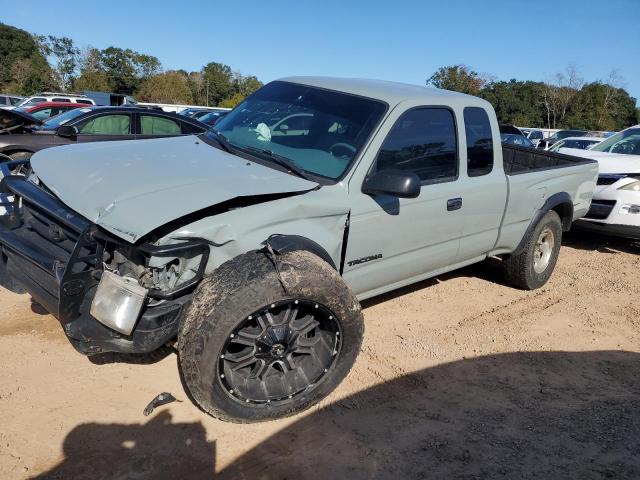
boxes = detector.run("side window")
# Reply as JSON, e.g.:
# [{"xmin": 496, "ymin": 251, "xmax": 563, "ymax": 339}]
[
  {"xmin": 463, "ymin": 107, "xmax": 494, "ymax": 177},
  {"xmin": 78, "ymin": 115, "xmax": 131, "ymax": 135},
  {"xmin": 25, "ymin": 98, "xmax": 46, "ymax": 106},
  {"xmin": 76, "ymin": 99, "xmax": 93, "ymax": 105},
  {"xmin": 375, "ymin": 108, "xmax": 458, "ymax": 183},
  {"xmin": 52, "ymin": 98, "xmax": 71, "ymax": 102},
  {"xmin": 530, "ymin": 130, "xmax": 543, "ymax": 140},
  {"xmin": 31, "ymin": 108, "xmax": 53, "ymax": 120},
  {"xmin": 141, "ymin": 115, "xmax": 181, "ymax": 135}
]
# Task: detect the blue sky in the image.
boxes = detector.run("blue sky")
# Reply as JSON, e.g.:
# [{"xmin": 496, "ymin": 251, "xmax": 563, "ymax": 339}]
[{"xmin": 2, "ymin": 0, "xmax": 639, "ymax": 103}]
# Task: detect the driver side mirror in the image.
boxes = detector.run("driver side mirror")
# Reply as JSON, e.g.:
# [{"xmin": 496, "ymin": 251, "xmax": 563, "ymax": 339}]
[
  {"xmin": 278, "ymin": 124, "xmax": 289, "ymax": 132},
  {"xmin": 57, "ymin": 125, "xmax": 78, "ymax": 138},
  {"xmin": 362, "ymin": 170, "xmax": 421, "ymax": 198}
]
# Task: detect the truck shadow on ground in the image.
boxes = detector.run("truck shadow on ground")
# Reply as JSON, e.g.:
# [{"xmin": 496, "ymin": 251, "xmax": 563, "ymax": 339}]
[{"xmin": 33, "ymin": 350, "xmax": 640, "ymax": 480}]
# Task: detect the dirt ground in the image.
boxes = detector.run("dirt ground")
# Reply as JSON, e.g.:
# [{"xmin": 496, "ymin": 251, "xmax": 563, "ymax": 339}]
[{"xmin": 1, "ymin": 231, "xmax": 639, "ymax": 479}]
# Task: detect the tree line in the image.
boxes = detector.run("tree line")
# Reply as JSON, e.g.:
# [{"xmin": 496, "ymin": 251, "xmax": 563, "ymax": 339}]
[
  {"xmin": 428, "ymin": 65, "xmax": 639, "ymax": 131},
  {"xmin": 0, "ymin": 22, "xmax": 262, "ymax": 108},
  {"xmin": 1, "ymin": 22, "xmax": 638, "ymax": 128}
]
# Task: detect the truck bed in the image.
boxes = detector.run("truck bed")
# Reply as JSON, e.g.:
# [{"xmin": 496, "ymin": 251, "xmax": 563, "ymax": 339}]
[
  {"xmin": 502, "ymin": 144, "xmax": 597, "ymax": 175},
  {"xmin": 492, "ymin": 145, "xmax": 599, "ymax": 255}
]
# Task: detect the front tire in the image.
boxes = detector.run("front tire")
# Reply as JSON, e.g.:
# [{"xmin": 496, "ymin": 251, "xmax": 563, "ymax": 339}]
[
  {"xmin": 503, "ymin": 210, "xmax": 562, "ymax": 290},
  {"xmin": 178, "ymin": 249, "xmax": 364, "ymax": 423}
]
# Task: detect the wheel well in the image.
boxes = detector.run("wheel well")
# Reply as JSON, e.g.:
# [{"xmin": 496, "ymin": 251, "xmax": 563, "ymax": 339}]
[
  {"xmin": 0, "ymin": 149, "xmax": 33, "ymax": 161},
  {"xmin": 550, "ymin": 201, "xmax": 573, "ymax": 231},
  {"xmin": 262, "ymin": 234, "xmax": 337, "ymax": 270}
]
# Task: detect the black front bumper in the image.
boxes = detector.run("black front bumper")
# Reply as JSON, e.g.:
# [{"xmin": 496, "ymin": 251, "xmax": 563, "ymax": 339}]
[{"xmin": 0, "ymin": 175, "xmax": 197, "ymax": 354}]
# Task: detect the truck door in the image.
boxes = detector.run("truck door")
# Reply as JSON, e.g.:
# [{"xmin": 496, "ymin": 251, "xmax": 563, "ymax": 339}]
[
  {"xmin": 456, "ymin": 106, "xmax": 508, "ymax": 261},
  {"xmin": 344, "ymin": 106, "xmax": 464, "ymax": 298}
]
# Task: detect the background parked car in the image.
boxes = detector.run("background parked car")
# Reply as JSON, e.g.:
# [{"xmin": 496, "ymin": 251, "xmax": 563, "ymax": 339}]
[
  {"xmin": 562, "ymin": 125, "xmax": 640, "ymax": 239},
  {"xmin": 0, "ymin": 106, "xmax": 208, "ymax": 160},
  {"xmin": 180, "ymin": 107, "xmax": 216, "ymax": 118},
  {"xmin": 549, "ymin": 136, "xmax": 603, "ymax": 153},
  {"xmin": 500, "ymin": 133, "xmax": 535, "ymax": 147},
  {"xmin": 0, "ymin": 94, "xmax": 23, "ymax": 107},
  {"xmin": 6, "ymin": 92, "xmax": 96, "ymax": 110},
  {"xmin": 525, "ymin": 129, "xmax": 545, "ymax": 147},
  {"xmin": 537, "ymin": 129, "xmax": 588, "ymax": 150},
  {"xmin": 20, "ymin": 102, "xmax": 86, "ymax": 121},
  {"xmin": 198, "ymin": 111, "xmax": 227, "ymax": 127}
]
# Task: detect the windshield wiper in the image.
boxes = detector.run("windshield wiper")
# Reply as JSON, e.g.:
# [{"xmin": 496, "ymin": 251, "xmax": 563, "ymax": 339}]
[
  {"xmin": 239, "ymin": 145, "xmax": 312, "ymax": 181},
  {"xmin": 206, "ymin": 130, "xmax": 234, "ymax": 154}
]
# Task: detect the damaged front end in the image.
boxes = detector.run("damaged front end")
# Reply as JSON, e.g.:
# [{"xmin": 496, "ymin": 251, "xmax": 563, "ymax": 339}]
[{"xmin": 0, "ymin": 175, "xmax": 209, "ymax": 354}]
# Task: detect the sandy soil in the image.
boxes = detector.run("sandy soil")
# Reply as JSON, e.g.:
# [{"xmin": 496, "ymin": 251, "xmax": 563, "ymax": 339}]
[{"xmin": 1, "ymin": 231, "xmax": 639, "ymax": 479}]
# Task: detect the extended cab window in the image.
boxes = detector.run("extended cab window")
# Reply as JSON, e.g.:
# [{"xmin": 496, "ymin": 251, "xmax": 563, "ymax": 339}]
[
  {"xmin": 375, "ymin": 108, "xmax": 458, "ymax": 183},
  {"xmin": 141, "ymin": 115, "xmax": 182, "ymax": 135},
  {"xmin": 78, "ymin": 115, "xmax": 131, "ymax": 135},
  {"xmin": 463, "ymin": 107, "xmax": 494, "ymax": 177}
]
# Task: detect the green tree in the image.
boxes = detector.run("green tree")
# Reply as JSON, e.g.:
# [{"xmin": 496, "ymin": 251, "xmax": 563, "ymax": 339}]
[
  {"xmin": 219, "ymin": 92, "xmax": 246, "ymax": 108},
  {"xmin": 38, "ymin": 36, "xmax": 80, "ymax": 91},
  {"xmin": 234, "ymin": 74, "xmax": 262, "ymax": 97},
  {"xmin": 0, "ymin": 23, "xmax": 57, "ymax": 94},
  {"xmin": 427, "ymin": 65, "xmax": 487, "ymax": 96},
  {"xmin": 137, "ymin": 72, "xmax": 193, "ymax": 104},
  {"xmin": 73, "ymin": 70, "xmax": 112, "ymax": 92},
  {"xmin": 480, "ymin": 80, "xmax": 546, "ymax": 127},
  {"xmin": 99, "ymin": 47, "xmax": 138, "ymax": 93},
  {"xmin": 566, "ymin": 82, "xmax": 637, "ymax": 131},
  {"xmin": 73, "ymin": 47, "xmax": 112, "ymax": 92},
  {"xmin": 202, "ymin": 62, "xmax": 234, "ymax": 106}
]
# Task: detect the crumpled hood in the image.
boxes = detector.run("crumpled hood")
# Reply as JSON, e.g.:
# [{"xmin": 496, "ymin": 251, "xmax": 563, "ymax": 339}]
[
  {"xmin": 30, "ymin": 135, "xmax": 318, "ymax": 242},
  {"xmin": 0, "ymin": 108, "xmax": 41, "ymax": 133},
  {"xmin": 559, "ymin": 148, "xmax": 640, "ymax": 174}
]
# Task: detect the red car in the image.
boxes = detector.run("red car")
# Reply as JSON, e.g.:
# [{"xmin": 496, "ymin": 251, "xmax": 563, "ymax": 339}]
[{"xmin": 20, "ymin": 102, "xmax": 87, "ymax": 121}]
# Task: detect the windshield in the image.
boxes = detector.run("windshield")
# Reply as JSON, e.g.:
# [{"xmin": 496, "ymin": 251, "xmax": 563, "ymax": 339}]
[
  {"xmin": 208, "ymin": 81, "xmax": 387, "ymax": 180},
  {"xmin": 550, "ymin": 139, "xmax": 600, "ymax": 152},
  {"xmin": 38, "ymin": 107, "xmax": 92, "ymax": 130},
  {"xmin": 549, "ymin": 130, "xmax": 585, "ymax": 142},
  {"xmin": 591, "ymin": 128, "xmax": 640, "ymax": 155},
  {"xmin": 501, "ymin": 134, "xmax": 533, "ymax": 147}
]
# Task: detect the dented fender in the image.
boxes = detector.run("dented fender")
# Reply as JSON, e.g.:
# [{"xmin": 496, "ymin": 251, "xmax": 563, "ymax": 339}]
[{"xmin": 154, "ymin": 184, "xmax": 351, "ymax": 273}]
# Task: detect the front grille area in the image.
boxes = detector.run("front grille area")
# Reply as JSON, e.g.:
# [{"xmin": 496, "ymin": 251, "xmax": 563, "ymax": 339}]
[
  {"xmin": 0, "ymin": 176, "xmax": 103, "ymax": 322},
  {"xmin": 597, "ymin": 175, "xmax": 624, "ymax": 186},
  {"xmin": 584, "ymin": 200, "xmax": 616, "ymax": 220}
]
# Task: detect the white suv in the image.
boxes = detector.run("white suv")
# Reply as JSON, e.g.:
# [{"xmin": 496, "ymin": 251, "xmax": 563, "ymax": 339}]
[{"xmin": 7, "ymin": 93, "xmax": 95, "ymax": 110}]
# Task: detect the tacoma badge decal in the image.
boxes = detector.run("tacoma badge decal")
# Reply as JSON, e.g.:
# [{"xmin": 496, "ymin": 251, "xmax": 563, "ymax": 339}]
[{"xmin": 347, "ymin": 254, "xmax": 382, "ymax": 267}]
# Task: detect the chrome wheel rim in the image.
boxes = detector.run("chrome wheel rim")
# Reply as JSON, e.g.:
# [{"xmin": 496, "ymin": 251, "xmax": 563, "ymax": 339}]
[
  {"xmin": 218, "ymin": 299, "xmax": 341, "ymax": 404},
  {"xmin": 533, "ymin": 227, "xmax": 554, "ymax": 274}
]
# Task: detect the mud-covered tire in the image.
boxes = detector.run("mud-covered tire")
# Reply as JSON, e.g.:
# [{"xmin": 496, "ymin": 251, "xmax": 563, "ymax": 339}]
[
  {"xmin": 503, "ymin": 210, "xmax": 562, "ymax": 290},
  {"xmin": 178, "ymin": 249, "xmax": 364, "ymax": 423}
]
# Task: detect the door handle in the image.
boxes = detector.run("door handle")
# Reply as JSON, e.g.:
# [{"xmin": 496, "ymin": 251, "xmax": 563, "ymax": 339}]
[{"xmin": 447, "ymin": 197, "xmax": 463, "ymax": 211}]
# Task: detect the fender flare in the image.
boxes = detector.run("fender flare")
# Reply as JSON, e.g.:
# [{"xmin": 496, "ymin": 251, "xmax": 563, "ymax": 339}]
[
  {"xmin": 513, "ymin": 192, "xmax": 573, "ymax": 255},
  {"xmin": 262, "ymin": 234, "xmax": 337, "ymax": 270}
]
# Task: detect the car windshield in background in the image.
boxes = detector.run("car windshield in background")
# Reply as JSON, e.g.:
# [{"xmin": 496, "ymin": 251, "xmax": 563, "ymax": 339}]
[
  {"xmin": 38, "ymin": 107, "xmax": 92, "ymax": 130},
  {"xmin": 501, "ymin": 134, "xmax": 534, "ymax": 147},
  {"xmin": 549, "ymin": 130, "xmax": 586, "ymax": 142},
  {"xmin": 591, "ymin": 128, "xmax": 640, "ymax": 155},
  {"xmin": 208, "ymin": 81, "xmax": 387, "ymax": 180},
  {"xmin": 550, "ymin": 139, "xmax": 600, "ymax": 152}
]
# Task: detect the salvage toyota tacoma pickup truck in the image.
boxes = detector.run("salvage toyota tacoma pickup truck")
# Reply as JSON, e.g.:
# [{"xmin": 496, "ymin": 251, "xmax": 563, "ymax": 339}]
[{"xmin": 0, "ymin": 77, "xmax": 597, "ymax": 423}]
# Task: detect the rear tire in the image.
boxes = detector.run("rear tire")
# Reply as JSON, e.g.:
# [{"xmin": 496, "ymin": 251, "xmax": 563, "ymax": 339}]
[
  {"xmin": 178, "ymin": 249, "xmax": 364, "ymax": 423},
  {"xmin": 503, "ymin": 210, "xmax": 562, "ymax": 290}
]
